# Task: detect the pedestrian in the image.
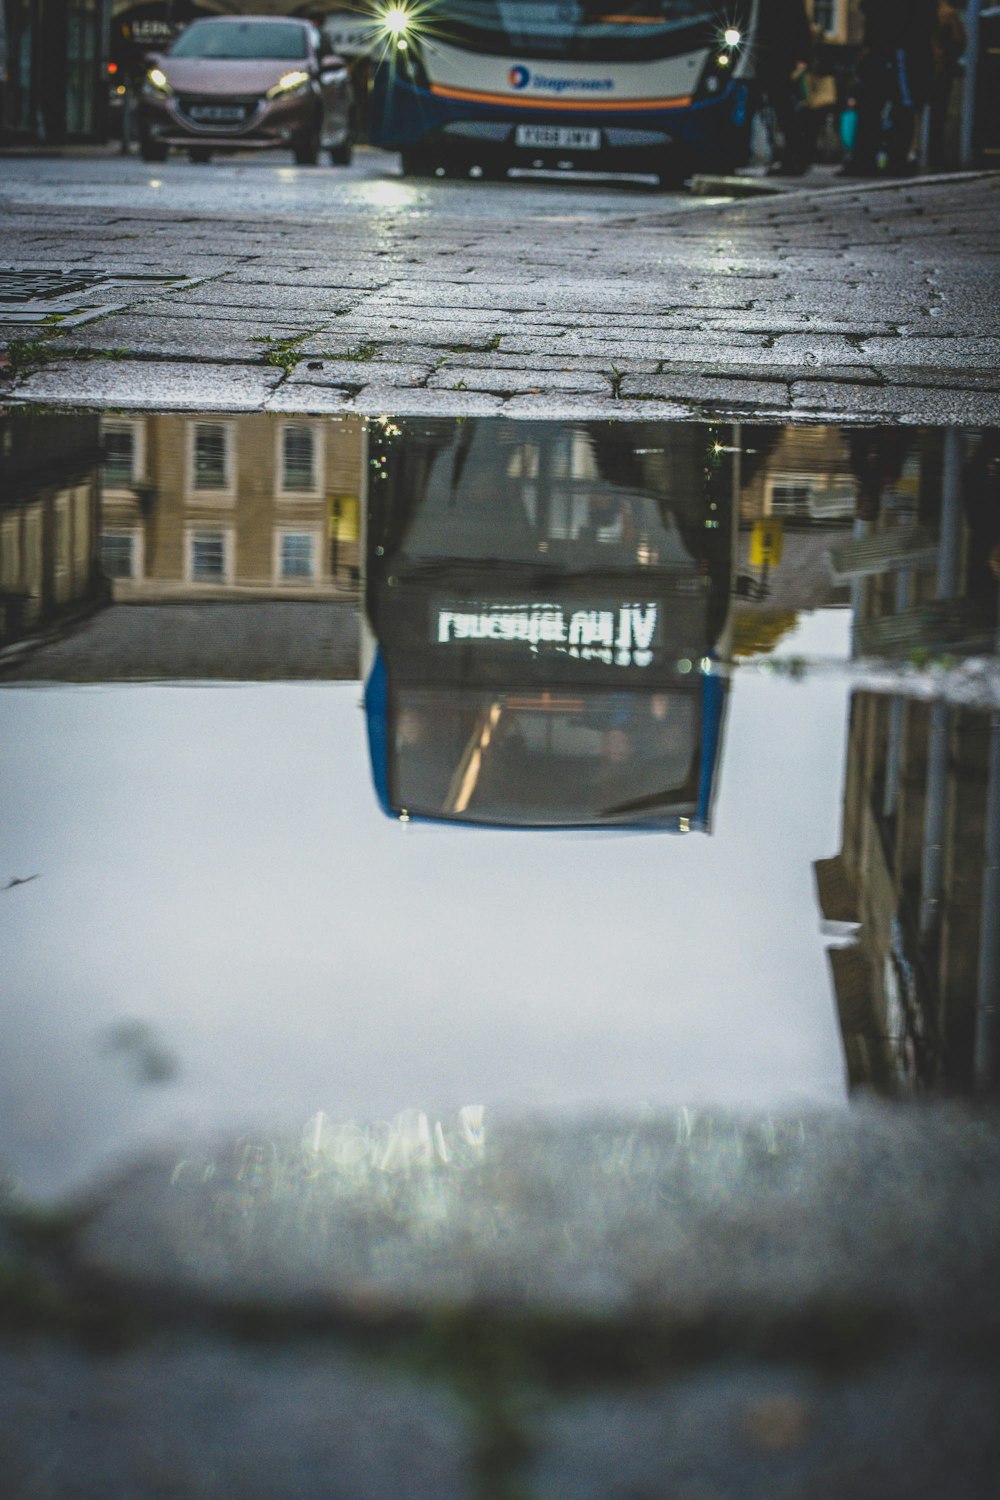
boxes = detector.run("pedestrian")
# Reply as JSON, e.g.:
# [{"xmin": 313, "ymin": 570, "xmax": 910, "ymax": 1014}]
[
  {"xmin": 927, "ymin": 0, "xmax": 966, "ymax": 169},
  {"xmin": 847, "ymin": 428, "xmax": 912, "ymax": 521},
  {"xmin": 754, "ymin": 0, "xmax": 814, "ymax": 176},
  {"xmin": 963, "ymin": 434, "xmax": 1000, "ymax": 606},
  {"xmin": 842, "ymin": 0, "xmax": 935, "ymax": 177}
]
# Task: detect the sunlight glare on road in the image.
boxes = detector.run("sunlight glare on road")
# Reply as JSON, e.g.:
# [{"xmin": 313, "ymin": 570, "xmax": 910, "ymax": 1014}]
[{"xmin": 356, "ymin": 177, "xmax": 423, "ymax": 211}]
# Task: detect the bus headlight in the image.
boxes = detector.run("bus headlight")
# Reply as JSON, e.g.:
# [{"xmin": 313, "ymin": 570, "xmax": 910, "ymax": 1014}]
[{"xmin": 381, "ymin": 7, "xmax": 412, "ymax": 39}]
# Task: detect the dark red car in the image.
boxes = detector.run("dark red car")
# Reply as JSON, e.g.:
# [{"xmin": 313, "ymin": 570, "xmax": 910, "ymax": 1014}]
[{"xmin": 138, "ymin": 16, "xmax": 354, "ymax": 166}]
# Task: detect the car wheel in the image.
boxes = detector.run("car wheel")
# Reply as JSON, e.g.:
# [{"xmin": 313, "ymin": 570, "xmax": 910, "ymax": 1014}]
[
  {"xmin": 656, "ymin": 155, "xmax": 691, "ymax": 191},
  {"xmin": 189, "ymin": 147, "xmax": 212, "ymax": 164},
  {"xmin": 139, "ymin": 136, "xmax": 167, "ymax": 163},
  {"xmin": 293, "ymin": 124, "xmax": 321, "ymax": 166}
]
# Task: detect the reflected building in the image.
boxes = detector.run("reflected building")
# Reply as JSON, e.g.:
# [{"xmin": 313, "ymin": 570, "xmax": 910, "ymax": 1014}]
[
  {"xmin": 98, "ymin": 412, "xmax": 363, "ymax": 600},
  {"xmin": 817, "ymin": 429, "xmax": 1000, "ymax": 1095},
  {"xmin": 1, "ymin": 411, "xmax": 366, "ymax": 681},
  {"xmin": 362, "ymin": 419, "xmax": 735, "ymax": 830},
  {"xmin": 732, "ymin": 425, "xmax": 861, "ymax": 657},
  {"xmin": 0, "ymin": 412, "xmax": 105, "ymax": 650}
]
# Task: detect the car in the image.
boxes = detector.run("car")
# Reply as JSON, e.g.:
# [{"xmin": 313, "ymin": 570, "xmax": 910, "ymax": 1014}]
[{"xmin": 137, "ymin": 15, "xmax": 354, "ymax": 166}]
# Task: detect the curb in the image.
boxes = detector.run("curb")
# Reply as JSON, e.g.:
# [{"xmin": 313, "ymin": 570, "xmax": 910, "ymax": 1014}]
[{"xmin": 688, "ymin": 166, "xmax": 998, "ymax": 205}]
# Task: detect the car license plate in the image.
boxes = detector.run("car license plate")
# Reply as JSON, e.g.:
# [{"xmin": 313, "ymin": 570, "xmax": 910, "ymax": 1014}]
[
  {"xmin": 188, "ymin": 105, "xmax": 245, "ymax": 123},
  {"xmin": 514, "ymin": 125, "xmax": 601, "ymax": 151}
]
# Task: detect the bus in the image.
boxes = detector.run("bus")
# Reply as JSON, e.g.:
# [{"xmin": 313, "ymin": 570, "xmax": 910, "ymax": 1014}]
[
  {"xmin": 362, "ymin": 419, "xmax": 735, "ymax": 830},
  {"xmin": 365, "ymin": 0, "xmax": 758, "ymax": 184}
]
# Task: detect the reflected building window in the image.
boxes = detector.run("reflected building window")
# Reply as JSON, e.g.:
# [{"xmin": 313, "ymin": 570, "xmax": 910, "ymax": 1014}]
[
  {"xmin": 280, "ymin": 423, "xmax": 318, "ymax": 495},
  {"xmin": 101, "ymin": 419, "xmax": 145, "ymax": 491},
  {"xmin": 103, "ymin": 427, "xmax": 135, "ymax": 488},
  {"xmin": 188, "ymin": 529, "xmax": 230, "ymax": 583},
  {"xmin": 278, "ymin": 531, "xmax": 316, "ymax": 581},
  {"xmin": 189, "ymin": 422, "xmax": 232, "ymax": 494},
  {"xmin": 100, "ymin": 532, "xmax": 136, "ymax": 580}
]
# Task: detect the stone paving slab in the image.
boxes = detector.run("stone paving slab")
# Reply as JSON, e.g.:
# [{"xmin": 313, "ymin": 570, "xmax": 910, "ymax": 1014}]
[
  {"xmin": 0, "ymin": 1345, "xmax": 469, "ymax": 1500},
  {"xmin": 1, "ymin": 173, "xmax": 997, "ymax": 420},
  {"xmin": 3, "ymin": 1105, "xmax": 1000, "ymax": 1498},
  {"xmin": 60, "ymin": 1106, "xmax": 997, "ymax": 1329},
  {"xmin": 10, "ymin": 358, "xmax": 282, "ymax": 409}
]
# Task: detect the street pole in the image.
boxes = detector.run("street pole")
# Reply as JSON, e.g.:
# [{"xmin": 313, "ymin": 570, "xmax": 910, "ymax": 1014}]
[
  {"xmin": 974, "ymin": 600, "xmax": 1000, "ymax": 1093},
  {"xmin": 918, "ymin": 432, "xmax": 964, "ymax": 947},
  {"xmin": 960, "ymin": 0, "xmax": 983, "ymax": 169}
]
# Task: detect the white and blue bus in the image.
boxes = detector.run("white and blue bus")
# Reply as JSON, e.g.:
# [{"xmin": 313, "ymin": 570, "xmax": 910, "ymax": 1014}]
[
  {"xmin": 361, "ymin": 419, "xmax": 734, "ymax": 831},
  {"xmin": 366, "ymin": 0, "xmax": 758, "ymax": 183}
]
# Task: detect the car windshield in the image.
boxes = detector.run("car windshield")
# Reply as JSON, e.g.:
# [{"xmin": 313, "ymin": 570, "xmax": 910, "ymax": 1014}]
[{"xmin": 169, "ymin": 20, "xmax": 308, "ymax": 62}]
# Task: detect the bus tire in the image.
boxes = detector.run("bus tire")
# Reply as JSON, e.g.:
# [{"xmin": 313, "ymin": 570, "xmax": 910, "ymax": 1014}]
[
  {"xmin": 400, "ymin": 149, "xmax": 431, "ymax": 178},
  {"xmin": 478, "ymin": 158, "xmax": 508, "ymax": 182},
  {"xmin": 656, "ymin": 158, "xmax": 690, "ymax": 191}
]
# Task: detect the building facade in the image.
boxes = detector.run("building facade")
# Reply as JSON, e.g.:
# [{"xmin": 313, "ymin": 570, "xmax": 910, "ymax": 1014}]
[{"xmin": 97, "ymin": 411, "xmax": 365, "ymax": 600}]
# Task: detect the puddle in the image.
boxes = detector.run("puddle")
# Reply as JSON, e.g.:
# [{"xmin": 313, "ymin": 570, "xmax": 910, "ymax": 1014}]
[{"xmin": 1, "ymin": 411, "xmax": 998, "ymax": 1198}]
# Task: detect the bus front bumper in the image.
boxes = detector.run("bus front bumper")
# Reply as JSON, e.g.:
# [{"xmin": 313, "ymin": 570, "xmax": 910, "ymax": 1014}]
[{"xmin": 372, "ymin": 78, "xmax": 748, "ymax": 174}]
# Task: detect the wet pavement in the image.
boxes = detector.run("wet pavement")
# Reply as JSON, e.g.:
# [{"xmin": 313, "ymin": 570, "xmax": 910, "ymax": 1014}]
[
  {"xmin": 1, "ymin": 156, "xmax": 998, "ymax": 423},
  {"xmin": 2, "ymin": 401, "xmax": 1000, "ymax": 1495}
]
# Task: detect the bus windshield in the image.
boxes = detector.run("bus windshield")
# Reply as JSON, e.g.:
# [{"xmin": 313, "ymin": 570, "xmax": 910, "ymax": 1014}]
[
  {"xmin": 391, "ymin": 686, "xmax": 700, "ymax": 826},
  {"xmin": 426, "ymin": 0, "xmax": 740, "ymax": 62}
]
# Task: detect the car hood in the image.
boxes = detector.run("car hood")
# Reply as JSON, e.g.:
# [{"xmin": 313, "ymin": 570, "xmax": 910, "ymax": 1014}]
[{"xmin": 154, "ymin": 57, "xmax": 308, "ymax": 96}]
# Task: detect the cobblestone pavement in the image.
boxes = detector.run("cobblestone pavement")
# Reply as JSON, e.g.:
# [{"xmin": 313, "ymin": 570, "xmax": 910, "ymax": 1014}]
[{"xmin": 1, "ymin": 153, "xmax": 997, "ymax": 422}]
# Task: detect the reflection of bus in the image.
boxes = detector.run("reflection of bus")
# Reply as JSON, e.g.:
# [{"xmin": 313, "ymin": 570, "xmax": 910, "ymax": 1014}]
[
  {"xmin": 368, "ymin": 0, "xmax": 757, "ymax": 183},
  {"xmin": 363, "ymin": 420, "xmax": 734, "ymax": 829}
]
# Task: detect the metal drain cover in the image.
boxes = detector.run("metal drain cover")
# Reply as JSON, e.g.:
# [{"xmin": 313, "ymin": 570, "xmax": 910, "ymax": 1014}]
[{"xmin": 0, "ymin": 268, "xmax": 203, "ymax": 326}]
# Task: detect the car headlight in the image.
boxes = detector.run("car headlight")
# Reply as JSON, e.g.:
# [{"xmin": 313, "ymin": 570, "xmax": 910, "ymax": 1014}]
[
  {"xmin": 266, "ymin": 70, "xmax": 311, "ymax": 99},
  {"xmin": 144, "ymin": 67, "xmax": 173, "ymax": 98}
]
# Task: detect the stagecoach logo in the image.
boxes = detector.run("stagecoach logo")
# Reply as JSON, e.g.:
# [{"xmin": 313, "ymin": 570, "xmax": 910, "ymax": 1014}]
[{"xmin": 507, "ymin": 64, "xmax": 614, "ymax": 94}]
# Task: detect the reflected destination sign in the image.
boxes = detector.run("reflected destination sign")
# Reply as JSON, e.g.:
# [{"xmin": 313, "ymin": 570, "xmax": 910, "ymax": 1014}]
[{"xmin": 436, "ymin": 602, "xmax": 659, "ymax": 667}]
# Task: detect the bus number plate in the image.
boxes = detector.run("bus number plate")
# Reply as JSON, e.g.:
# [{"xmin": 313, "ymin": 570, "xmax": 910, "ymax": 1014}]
[{"xmin": 515, "ymin": 125, "xmax": 601, "ymax": 151}]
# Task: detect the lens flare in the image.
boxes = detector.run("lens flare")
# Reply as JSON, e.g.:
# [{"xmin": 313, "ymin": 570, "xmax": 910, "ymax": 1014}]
[{"xmin": 382, "ymin": 6, "xmax": 412, "ymax": 37}]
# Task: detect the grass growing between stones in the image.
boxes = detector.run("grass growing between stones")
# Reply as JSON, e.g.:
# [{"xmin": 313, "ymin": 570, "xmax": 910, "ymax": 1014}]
[
  {"xmin": 254, "ymin": 331, "xmax": 317, "ymax": 374},
  {"xmin": 2, "ymin": 336, "xmax": 53, "ymax": 378},
  {"xmin": 1, "ymin": 338, "xmax": 134, "ymax": 379}
]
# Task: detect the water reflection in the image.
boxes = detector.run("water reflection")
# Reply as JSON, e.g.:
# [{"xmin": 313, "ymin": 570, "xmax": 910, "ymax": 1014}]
[
  {"xmin": 0, "ymin": 412, "xmax": 105, "ymax": 644},
  {"xmin": 1, "ymin": 411, "xmax": 999, "ymax": 1202},
  {"xmin": 2, "ymin": 410, "xmax": 364, "ymax": 678},
  {"xmin": 819, "ymin": 429, "xmax": 1000, "ymax": 1095},
  {"xmin": 363, "ymin": 420, "xmax": 733, "ymax": 829}
]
